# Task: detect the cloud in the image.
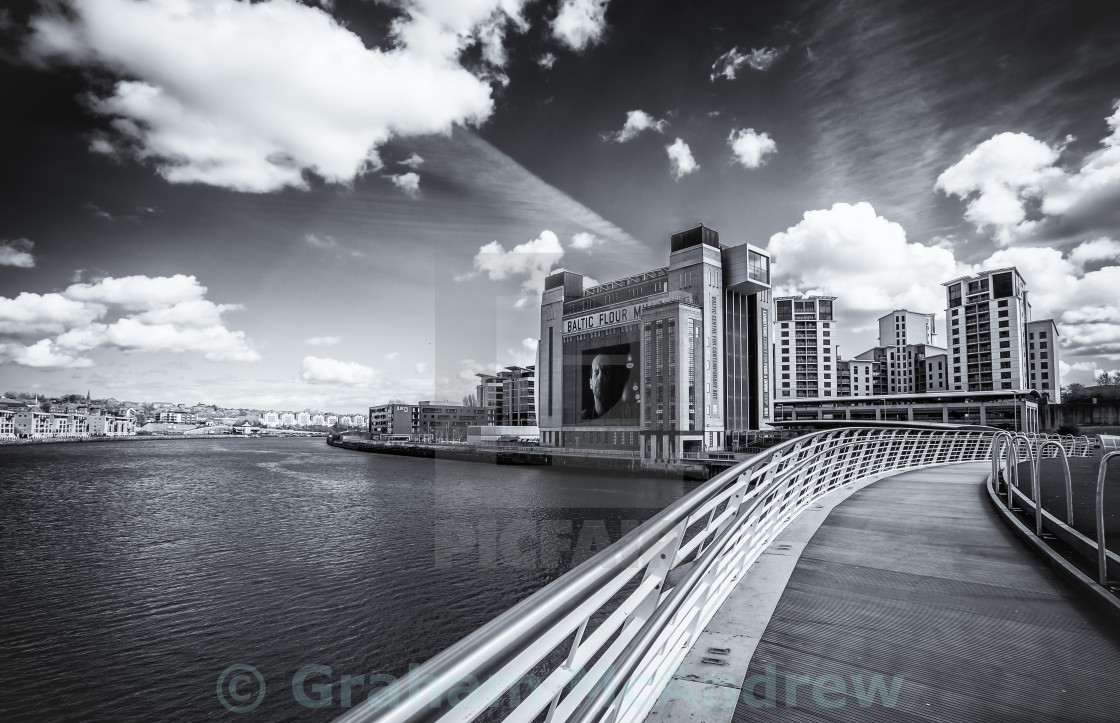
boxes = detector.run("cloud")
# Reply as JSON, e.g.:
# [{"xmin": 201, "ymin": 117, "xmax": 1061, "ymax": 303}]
[
  {"xmin": 710, "ymin": 46, "xmax": 783, "ymax": 81},
  {"xmin": 306, "ymin": 336, "xmax": 341, "ymax": 346},
  {"xmin": 570, "ymin": 232, "xmax": 602, "ymax": 249},
  {"xmin": 25, "ymin": 0, "xmax": 511, "ymax": 193},
  {"xmin": 666, "ymin": 138, "xmax": 698, "ymax": 180},
  {"xmin": 0, "ymin": 292, "xmax": 106, "ymax": 335},
  {"xmin": 415, "ymin": 361, "xmax": 428, "ymax": 374},
  {"xmin": 1067, "ymin": 237, "xmax": 1120, "ymax": 268},
  {"xmin": 538, "ymin": 52, "xmax": 556, "ymax": 69},
  {"xmin": 469, "ymin": 230, "xmax": 564, "ymax": 293},
  {"xmin": 305, "ymin": 233, "xmax": 338, "ymax": 249},
  {"xmin": 0, "ymin": 340, "xmax": 95, "ymax": 368},
  {"xmin": 388, "ymin": 172, "xmax": 421, "ymax": 196},
  {"xmin": 300, "ymin": 356, "xmax": 376, "ymax": 386},
  {"xmin": 605, "ymin": 110, "xmax": 667, "ymax": 143},
  {"xmin": 551, "ymin": 0, "xmax": 610, "ymax": 51},
  {"xmin": 937, "ymin": 102, "xmax": 1120, "ymax": 245},
  {"xmin": 385, "ymin": 351, "xmax": 399, "ymax": 359},
  {"xmin": 768, "ymin": 202, "xmax": 966, "ymax": 331},
  {"xmin": 935, "ymin": 132, "xmax": 1061, "ymax": 245},
  {"xmin": 728, "ymin": 128, "xmax": 777, "ymax": 169},
  {"xmin": 0, "ymin": 273, "xmax": 259, "ymax": 367},
  {"xmin": 399, "ymin": 153, "xmax": 425, "ymax": 168},
  {"xmin": 64, "ymin": 273, "xmax": 206, "ymax": 310},
  {"xmin": 0, "ymin": 239, "xmax": 35, "ymax": 268}
]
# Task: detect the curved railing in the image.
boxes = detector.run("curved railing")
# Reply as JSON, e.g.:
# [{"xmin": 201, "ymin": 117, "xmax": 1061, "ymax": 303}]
[
  {"xmin": 336, "ymin": 426, "xmax": 997, "ymax": 723},
  {"xmin": 991, "ymin": 434, "xmax": 1120, "ymax": 587}
]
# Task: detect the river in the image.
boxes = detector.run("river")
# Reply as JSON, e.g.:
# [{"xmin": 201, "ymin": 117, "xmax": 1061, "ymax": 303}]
[{"xmin": 0, "ymin": 437, "xmax": 693, "ymax": 722}]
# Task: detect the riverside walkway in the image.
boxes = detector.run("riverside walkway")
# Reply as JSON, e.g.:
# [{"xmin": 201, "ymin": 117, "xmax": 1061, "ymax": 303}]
[{"xmin": 654, "ymin": 462, "xmax": 1120, "ymax": 722}]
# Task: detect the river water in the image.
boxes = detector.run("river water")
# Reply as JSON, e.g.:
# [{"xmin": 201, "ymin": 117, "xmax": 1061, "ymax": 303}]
[{"xmin": 0, "ymin": 438, "xmax": 692, "ymax": 722}]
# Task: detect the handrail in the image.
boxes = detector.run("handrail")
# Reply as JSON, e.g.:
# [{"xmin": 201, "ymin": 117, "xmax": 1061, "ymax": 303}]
[
  {"xmin": 334, "ymin": 426, "xmax": 996, "ymax": 723},
  {"xmin": 1031, "ymin": 440, "xmax": 1072, "ymax": 535},
  {"xmin": 1097, "ymin": 451, "xmax": 1120, "ymax": 586},
  {"xmin": 1009, "ymin": 434, "xmax": 1033, "ymax": 509}
]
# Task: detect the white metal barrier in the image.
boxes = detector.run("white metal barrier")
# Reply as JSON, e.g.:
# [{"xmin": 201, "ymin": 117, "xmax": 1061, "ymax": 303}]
[
  {"xmin": 992, "ymin": 434, "xmax": 1120, "ymax": 588},
  {"xmin": 336, "ymin": 427, "xmax": 997, "ymax": 723},
  {"xmin": 1018, "ymin": 433, "xmax": 1094, "ymax": 459}
]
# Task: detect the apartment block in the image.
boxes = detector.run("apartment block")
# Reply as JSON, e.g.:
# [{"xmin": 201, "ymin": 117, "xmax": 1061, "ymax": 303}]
[{"xmin": 773, "ymin": 296, "xmax": 836, "ymax": 399}]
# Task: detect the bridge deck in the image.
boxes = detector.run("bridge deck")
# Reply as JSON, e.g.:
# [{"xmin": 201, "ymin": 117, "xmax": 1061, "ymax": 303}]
[
  {"xmin": 721, "ymin": 463, "xmax": 1120, "ymax": 722},
  {"xmin": 640, "ymin": 465, "xmax": 1120, "ymax": 723}
]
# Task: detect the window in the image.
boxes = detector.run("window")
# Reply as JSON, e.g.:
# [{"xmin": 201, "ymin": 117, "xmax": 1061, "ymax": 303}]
[
  {"xmin": 998, "ymin": 320, "xmax": 1010, "ymax": 328},
  {"xmin": 1000, "ymin": 351, "xmax": 1010, "ymax": 358},
  {"xmin": 1040, "ymin": 341, "xmax": 1047, "ymax": 349},
  {"xmin": 954, "ymin": 375, "xmax": 961, "ymax": 382},
  {"xmin": 1001, "ymin": 372, "xmax": 1011, "ymax": 379},
  {"xmin": 998, "ymin": 299, "xmax": 1008, "ymax": 307},
  {"xmin": 1000, "ymin": 341, "xmax": 1010, "ymax": 348},
  {"xmin": 1041, "ymin": 361, "xmax": 1048, "ymax": 369},
  {"xmin": 1029, "ymin": 331, "xmax": 1034, "ymax": 339},
  {"xmin": 1040, "ymin": 331, "xmax": 1047, "ymax": 339}
]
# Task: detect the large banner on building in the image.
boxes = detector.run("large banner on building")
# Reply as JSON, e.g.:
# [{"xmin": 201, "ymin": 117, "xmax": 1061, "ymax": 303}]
[{"xmin": 563, "ymin": 326, "xmax": 640, "ymax": 425}]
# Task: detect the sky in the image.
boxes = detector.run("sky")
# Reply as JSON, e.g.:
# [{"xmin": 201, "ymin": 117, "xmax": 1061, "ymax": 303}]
[{"xmin": 1, "ymin": 0, "xmax": 1120, "ymax": 411}]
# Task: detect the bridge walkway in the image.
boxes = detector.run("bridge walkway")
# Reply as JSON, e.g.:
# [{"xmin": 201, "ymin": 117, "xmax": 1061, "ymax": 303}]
[{"xmin": 652, "ymin": 463, "xmax": 1120, "ymax": 722}]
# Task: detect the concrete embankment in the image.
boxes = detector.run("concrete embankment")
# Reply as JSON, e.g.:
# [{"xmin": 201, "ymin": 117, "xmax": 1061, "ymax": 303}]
[{"xmin": 326, "ymin": 437, "xmax": 705, "ymax": 478}]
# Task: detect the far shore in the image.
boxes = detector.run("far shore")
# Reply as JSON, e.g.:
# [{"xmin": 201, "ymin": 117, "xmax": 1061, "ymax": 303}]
[{"xmin": 0, "ymin": 433, "xmax": 330, "ymax": 448}]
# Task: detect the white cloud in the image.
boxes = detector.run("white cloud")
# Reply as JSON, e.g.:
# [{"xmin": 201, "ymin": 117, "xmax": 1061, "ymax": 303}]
[
  {"xmin": 538, "ymin": 52, "xmax": 556, "ymax": 69},
  {"xmin": 301, "ymin": 356, "xmax": 376, "ymax": 386},
  {"xmin": 0, "ymin": 339, "xmax": 95, "ymax": 368},
  {"xmin": 0, "ymin": 292, "xmax": 104, "ymax": 335},
  {"xmin": 0, "ymin": 273, "xmax": 259, "ymax": 368},
  {"xmin": 305, "ymin": 233, "xmax": 337, "ymax": 249},
  {"xmin": 938, "ymin": 102, "xmax": 1120, "ymax": 245},
  {"xmin": 26, "ymin": 0, "xmax": 511, "ymax": 193},
  {"xmin": 605, "ymin": 110, "xmax": 666, "ymax": 143},
  {"xmin": 0, "ymin": 238, "xmax": 35, "ymax": 268},
  {"xmin": 388, "ymin": 172, "xmax": 421, "ymax": 196},
  {"xmin": 385, "ymin": 351, "xmax": 399, "ymax": 359},
  {"xmin": 551, "ymin": 0, "xmax": 610, "ymax": 51},
  {"xmin": 306, "ymin": 336, "xmax": 341, "ymax": 346},
  {"xmin": 64, "ymin": 273, "xmax": 206, "ymax": 310},
  {"xmin": 415, "ymin": 361, "xmax": 428, "ymax": 374},
  {"xmin": 470, "ymin": 230, "xmax": 565, "ymax": 294},
  {"xmin": 768, "ymin": 202, "xmax": 966, "ymax": 331},
  {"xmin": 710, "ymin": 46, "xmax": 783, "ymax": 81},
  {"xmin": 1067, "ymin": 237, "xmax": 1120, "ymax": 268},
  {"xmin": 55, "ymin": 318, "xmax": 260, "ymax": 362},
  {"xmin": 399, "ymin": 153, "xmax": 425, "ymax": 168},
  {"xmin": 744, "ymin": 47, "xmax": 784, "ymax": 71},
  {"xmin": 935, "ymin": 132, "xmax": 1060, "ymax": 245},
  {"xmin": 728, "ymin": 128, "xmax": 777, "ymax": 169},
  {"xmin": 666, "ymin": 138, "xmax": 698, "ymax": 180},
  {"xmin": 570, "ymin": 232, "xmax": 602, "ymax": 249}
]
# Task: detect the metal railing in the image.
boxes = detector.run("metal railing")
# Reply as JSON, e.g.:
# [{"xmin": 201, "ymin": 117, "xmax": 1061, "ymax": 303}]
[
  {"xmin": 991, "ymin": 434, "xmax": 1120, "ymax": 588},
  {"xmin": 337, "ymin": 427, "xmax": 997, "ymax": 723}
]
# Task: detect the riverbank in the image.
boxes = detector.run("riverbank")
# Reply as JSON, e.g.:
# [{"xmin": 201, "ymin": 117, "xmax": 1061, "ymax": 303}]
[
  {"xmin": 327, "ymin": 437, "xmax": 707, "ymax": 478},
  {"xmin": 0, "ymin": 433, "xmax": 327, "ymax": 447}
]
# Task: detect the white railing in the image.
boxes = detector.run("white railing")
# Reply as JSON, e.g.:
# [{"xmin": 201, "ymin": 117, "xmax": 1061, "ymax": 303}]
[
  {"xmin": 336, "ymin": 427, "xmax": 997, "ymax": 723},
  {"xmin": 991, "ymin": 434, "xmax": 1120, "ymax": 588},
  {"xmin": 1018, "ymin": 433, "xmax": 1094, "ymax": 458}
]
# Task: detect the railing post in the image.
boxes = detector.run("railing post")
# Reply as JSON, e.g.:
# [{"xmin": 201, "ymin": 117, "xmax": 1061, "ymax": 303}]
[
  {"xmin": 1097, "ymin": 451, "xmax": 1120, "ymax": 586},
  {"xmin": 1030, "ymin": 438, "xmax": 1075, "ymax": 534}
]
